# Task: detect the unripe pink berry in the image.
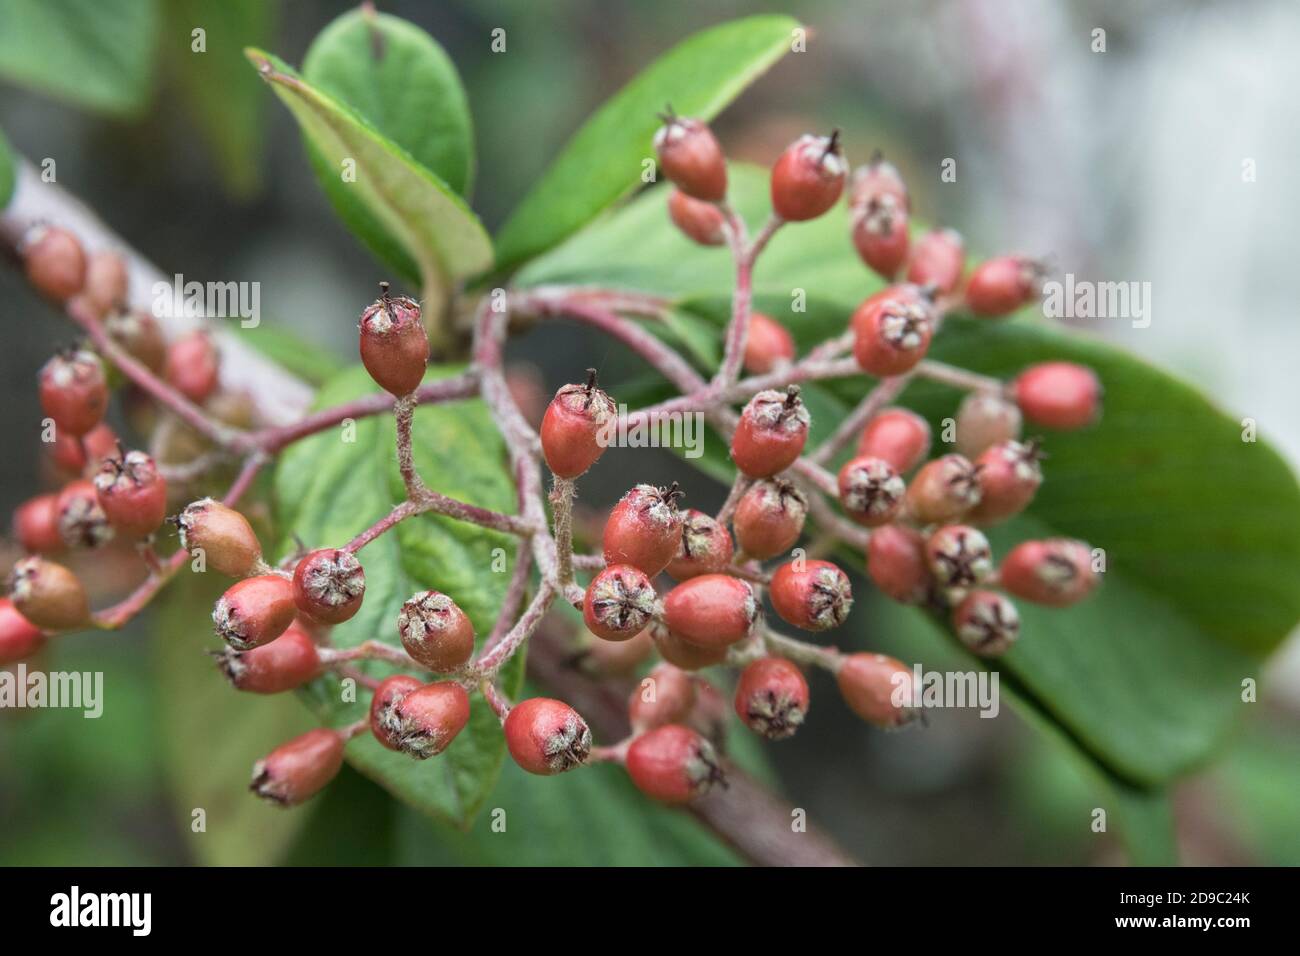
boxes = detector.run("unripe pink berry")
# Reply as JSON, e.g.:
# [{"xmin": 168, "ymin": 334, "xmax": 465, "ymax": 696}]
[
  {"xmin": 1014, "ymin": 362, "xmax": 1101, "ymax": 430},
  {"xmin": 837, "ymin": 454, "xmax": 905, "ymax": 527},
  {"xmin": 905, "ymin": 454, "xmax": 982, "ymax": 524},
  {"xmin": 602, "ymin": 483, "xmax": 683, "ymax": 576},
  {"xmin": 83, "ymin": 250, "xmax": 129, "ymax": 315},
  {"xmin": 770, "ymin": 131, "xmax": 847, "ymax": 221},
  {"xmin": 397, "ymin": 590, "xmax": 474, "ymax": 671},
  {"xmin": 177, "ymin": 498, "xmax": 262, "ymax": 577},
  {"xmin": 734, "ymin": 657, "xmax": 809, "ymax": 740},
  {"xmin": 164, "ymin": 330, "xmax": 220, "ymax": 404},
  {"xmin": 55, "ymin": 479, "xmax": 114, "ymax": 549},
  {"xmin": 770, "ymin": 559, "xmax": 853, "ymax": 632},
  {"xmin": 358, "ymin": 282, "xmax": 428, "ymax": 396},
  {"xmin": 849, "ymin": 152, "xmax": 909, "ymax": 212},
  {"xmin": 852, "ymin": 295, "xmax": 934, "ymax": 377},
  {"xmin": 388, "ymin": 681, "xmax": 471, "ymax": 759},
  {"xmin": 583, "ymin": 564, "xmax": 657, "ymax": 642},
  {"xmin": 742, "ymin": 312, "xmax": 796, "ymax": 375},
  {"xmin": 965, "ymin": 255, "xmax": 1045, "ymax": 316},
  {"xmin": 666, "ymin": 509, "xmax": 734, "ymax": 581},
  {"xmin": 866, "ymin": 523, "xmax": 932, "ymax": 604},
  {"xmin": 955, "ymin": 391, "xmax": 1022, "ymax": 458},
  {"xmin": 836, "ymin": 652, "xmax": 917, "ymax": 728},
  {"xmin": 857, "ymin": 406, "xmax": 931, "ymax": 473},
  {"xmin": 50, "ymin": 421, "xmax": 118, "ymax": 476},
  {"xmin": 952, "ymin": 590, "xmax": 1020, "ymax": 656},
  {"xmin": 906, "ymin": 228, "xmax": 965, "ymax": 295},
  {"xmin": 662, "ymin": 573, "xmax": 757, "ymax": 649},
  {"xmin": 651, "ymin": 623, "xmax": 728, "ymax": 671},
  {"xmin": 626, "ymin": 724, "xmax": 726, "ymax": 804},
  {"xmin": 22, "ymin": 225, "xmax": 86, "ymax": 301},
  {"xmin": 250, "ymin": 728, "xmax": 346, "ymax": 806},
  {"xmin": 214, "ymin": 621, "xmax": 321, "ymax": 693},
  {"xmin": 968, "ymin": 439, "xmax": 1044, "ymax": 525},
  {"xmin": 7, "ymin": 556, "xmax": 89, "ymax": 631},
  {"xmin": 653, "ymin": 114, "xmax": 727, "ymax": 201},
  {"xmin": 292, "ymin": 548, "xmax": 365, "ymax": 625},
  {"xmin": 731, "ymin": 386, "xmax": 809, "ymax": 479},
  {"xmin": 105, "ymin": 309, "xmax": 167, "ymax": 373},
  {"xmin": 13, "ymin": 493, "xmax": 64, "ymax": 555},
  {"xmin": 0, "ymin": 597, "xmax": 45, "ymax": 665},
  {"xmin": 213, "ymin": 574, "xmax": 297, "ymax": 651},
  {"xmin": 540, "ymin": 368, "xmax": 617, "ymax": 479},
  {"xmin": 668, "ymin": 188, "xmax": 726, "ymax": 245},
  {"xmin": 629, "ymin": 662, "xmax": 696, "ymax": 732},
  {"xmin": 39, "ymin": 349, "xmax": 108, "ymax": 438},
  {"xmin": 925, "ymin": 525, "xmax": 994, "ymax": 589},
  {"xmin": 999, "ymin": 538, "xmax": 1098, "ymax": 607},
  {"xmin": 851, "ymin": 195, "xmax": 910, "ymax": 279},
  {"xmin": 93, "ymin": 449, "xmax": 167, "ymax": 537},
  {"xmin": 505, "ymin": 697, "xmax": 592, "ymax": 775},
  {"xmin": 733, "ymin": 478, "xmax": 807, "ymax": 559},
  {"xmin": 370, "ymin": 674, "xmax": 423, "ymax": 751}
]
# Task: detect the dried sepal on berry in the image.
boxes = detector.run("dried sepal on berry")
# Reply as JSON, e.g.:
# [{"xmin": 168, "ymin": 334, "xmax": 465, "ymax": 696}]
[
  {"xmin": 292, "ymin": 548, "xmax": 366, "ymax": 625},
  {"xmin": 55, "ymin": 479, "xmax": 114, "ymax": 549},
  {"xmin": 602, "ymin": 482, "xmax": 684, "ymax": 576},
  {"xmin": 6, "ymin": 556, "xmax": 89, "ymax": 631},
  {"xmin": 925, "ymin": 525, "xmax": 994, "ymax": 590},
  {"xmin": 952, "ymin": 590, "xmax": 1021, "ymax": 656},
  {"xmin": 626, "ymin": 724, "xmax": 727, "ymax": 805},
  {"xmin": 504, "ymin": 697, "xmax": 592, "ymax": 775},
  {"xmin": 583, "ymin": 564, "xmax": 657, "ymax": 642},
  {"xmin": 734, "ymin": 657, "xmax": 809, "ymax": 741},
  {"xmin": 851, "ymin": 194, "xmax": 910, "ymax": 279},
  {"xmin": 731, "ymin": 386, "xmax": 810, "ymax": 479},
  {"xmin": 250, "ymin": 728, "xmax": 346, "ymax": 807},
  {"xmin": 905, "ymin": 454, "xmax": 982, "ymax": 525},
  {"xmin": 968, "ymin": 439, "xmax": 1044, "ymax": 525},
  {"xmin": 770, "ymin": 559, "xmax": 853, "ymax": 632},
  {"xmin": 397, "ymin": 590, "xmax": 475, "ymax": 671},
  {"xmin": 653, "ymin": 110, "xmax": 727, "ymax": 201},
  {"xmin": 213, "ymin": 574, "xmax": 297, "ymax": 651},
  {"xmin": 733, "ymin": 478, "xmax": 807, "ymax": 559},
  {"xmin": 852, "ymin": 295, "xmax": 934, "ymax": 377},
  {"xmin": 370, "ymin": 674, "xmax": 424, "ymax": 751},
  {"xmin": 358, "ymin": 281, "xmax": 428, "ymax": 396},
  {"xmin": 39, "ymin": 348, "xmax": 108, "ymax": 438},
  {"xmin": 837, "ymin": 455, "xmax": 905, "ymax": 527},
  {"xmin": 665, "ymin": 509, "xmax": 734, "ymax": 581},
  {"xmin": 771, "ymin": 130, "xmax": 847, "ymax": 221},
  {"xmin": 388, "ymin": 681, "xmax": 471, "ymax": 759},
  {"xmin": 540, "ymin": 369, "xmax": 617, "ymax": 479},
  {"xmin": 93, "ymin": 449, "xmax": 168, "ymax": 537},
  {"xmin": 999, "ymin": 538, "xmax": 1099, "ymax": 607}
]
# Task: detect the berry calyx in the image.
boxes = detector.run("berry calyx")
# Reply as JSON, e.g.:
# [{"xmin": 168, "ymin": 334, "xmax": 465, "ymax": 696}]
[
  {"xmin": 965, "ymin": 255, "xmax": 1046, "ymax": 316},
  {"xmin": 731, "ymin": 386, "xmax": 810, "ymax": 479},
  {"xmin": 770, "ymin": 130, "xmax": 847, "ymax": 222},
  {"xmin": 905, "ymin": 453, "xmax": 982, "ymax": 524},
  {"xmin": 164, "ymin": 330, "xmax": 220, "ymax": 404},
  {"xmin": 213, "ymin": 574, "xmax": 297, "ymax": 650},
  {"xmin": 866, "ymin": 523, "xmax": 932, "ymax": 604},
  {"xmin": 541, "ymin": 369, "xmax": 617, "ymax": 479},
  {"xmin": 968, "ymin": 439, "xmax": 1044, "ymax": 525},
  {"xmin": 837, "ymin": 454, "xmax": 905, "ymax": 527},
  {"xmin": 849, "ymin": 151, "xmax": 909, "ymax": 212},
  {"xmin": 625, "ymin": 724, "xmax": 726, "ymax": 804},
  {"xmin": 583, "ymin": 564, "xmax": 657, "ymax": 641},
  {"xmin": 13, "ymin": 493, "xmax": 64, "ymax": 554},
  {"xmin": 668, "ymin": 188, "xmax": 726, "ymax": 246},
  {"xmin": 662, "ymin": 573, "xmax": 757, "ymax": 649},
  {"xmin": 602, "ymin": 482, "xmax": 684, "ymax": 576},
  {"xmin": 851, "ymin": 194, "xmax": 910, "ymax": 279},
  {"xmin": 1013, "ymin": 362, "xmax": 1101, "ymax": 430},
  {"xmin": 370, "ymin": 674, "xmax": 424, "ymax": 751},
  {"xmin": 358, "ymin": 281, "xmax": 428, "ymax": 396},
  {"xmin": 397, "ymin": 590, "xmax": 475, "ymax": 671},
  {"xmin": 836, "ymin": 653, "xmax": 917, "ymax": 728},
  {"xmin": 925, "ymin": 525, "xmax": 994, "ymax": 589},
  {"xmin": 653, "ymin": 110, "xmax": 726, "ymax": 201},
  {"xmin": 629, "ymin": 662, "xmax": 696, "ymax": 732},
  {"xmin": 22, "ymin": 225, "xmax": 87, "ymax": 302},
  {"xmin": 999, "ymin": 538, "xmax": 1098, "ymax": 607},
  {"xmin": 733, "ymin": 478, "xmax": 808, "ymax": 559},
  {"xmin": 214, "ymin": 621, "xmax": 322, "ymax": 693},
  {"xmin": 504, "ymin": 697, "xmax": 592, "ymax": 775},
  {"xmin": 770, "ymin": 559, "xmax": 853, "ymax": 631},
  {"xmin": 952, "ymin": 590, "xmax": 1021, "ymax": 656},
  {"xmin": 734, "ymin": 657, "xmax": 809, "ymax": 740},
  {"xmin": 906, "ymin": 228, "xmax": 966, "ymax": 295},
  {"xmin": 0, "ymin": 597, "xmax": 45, "ymax": 666},
  {"xmin": 852, "ymin": 295, "xmax": 934, "ymax": 376},
  {"xmin": 292, "ymin": 548, "xmax": 366, "ymax": 625},
  {"xmin": 388, "ymin": 681, "xmax": 472, "ymax": 759},
  {"xmin": 955, "ymin": 391, "xmax": 1022, "ymax": 459},
  {"xmin": 742, "ymin": 312, "xmax": 796, "ymax": 375},
  {"xmin": 250, "ymin": 728, "xmax": 346, "ymax": 807},
  {"xmin": 857, "ymin": 406, "xmax": 932, "ymax": 474},
  {"xmin": 55, "ymin": 479, "xmax": 114, "ymax": 549},
  {"xmin": 93, "ymin": 449, "xmax": 168, "ymax": 537},
  {"xmin": 39, "ymin": 349, "xmax": 108, "ymax": 438},
  {"xmin": 6, "ymin": 556, "xmax": 89, "ymax": 631},
  {"xmin": 665, "ymin": 509, "xmax": 734, "ymax": 581},
  {"xmin": 176, "ymin": 498, "xmax": 262, "ymax": 577}
]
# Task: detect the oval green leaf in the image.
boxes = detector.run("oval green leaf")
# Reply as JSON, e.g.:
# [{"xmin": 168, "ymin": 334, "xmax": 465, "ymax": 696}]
[{"xmin": 0, "ymin": 124, "xmax": 14, "ymax": 208}]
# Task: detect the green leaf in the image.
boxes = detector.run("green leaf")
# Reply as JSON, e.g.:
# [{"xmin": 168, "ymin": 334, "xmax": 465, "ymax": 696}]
[
  {"xmin": 0, "ymin": 124, "xmax": 14, "ymax": 208},
  {"xmin": 493, "ymin": 15, "xmax": 800, "ymax": 272},
  {"xmin": 0, "ymin": 0, "xmax": 159, "ymax": 116},
  {"xmin": 246, "ymin": 48, "xmax": 492, "ymax": 322},
  {"xmin": 273, "ymin": 364, "xmax": 522, "ymax": 828},
  {"xmin": 233, "ymin": 322, "xmax": 344, "ymax": 388}
]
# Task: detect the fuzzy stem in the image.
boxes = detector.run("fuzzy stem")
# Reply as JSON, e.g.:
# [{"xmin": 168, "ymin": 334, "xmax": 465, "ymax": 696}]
[
  {"xmin": 550, "ymin": 476, "xmax": 577, "ymax": 588},
  {"xmin": 393, "ymin": 392, "xmax": 425, "ymax": 498},
  {"xmin": 810, "ymin": 373, "xmax": 913, "ymax": 465},
  {"xmin": 914, "ymin": 359, "xmax": 1006, "ymax": 394}
]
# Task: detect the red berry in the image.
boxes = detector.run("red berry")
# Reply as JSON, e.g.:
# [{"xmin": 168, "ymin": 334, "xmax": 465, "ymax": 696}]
[
  {"xmin": 866, "ymin": 523, "xmax": 932, "ymax": 604},
  {"xmin": 668, "ymin": 188, "xmax": 726, "ymax": 245},
  {"xmin": 770, "ymin": 559, "xmax": 853, "ymax": 631},
  {"xmin": 602, "ymin": 483, "xmax": 684, "ymax": 576},
  {"xmin": 965, "ymin": 255, "xmax": 1045, "ymax": 316},
  {"xmin": 389, "ymin": 681, "xmax": 471, "ymax": 759},
  {"xmin": 662, "ymin": 573, "xmax": 757, "ymax": 649},
  {"xmin": 837, "ymin": 652, "xmax": 917, "ymax": 728},
  {"xmin": 397, "ymin": 590, "xmax": 474, "ymax": 671},
  {"xmin": 925, "ymin": 525, "xmax": 994, "ymax": 589},
  {"xmin": 999, "ymin": 538, "xmax": 1098, "ymax": 607},
  {"xmin": 1014, "ymin": 362, "xmax": 1101, "ymax": 430},
  {"xmin": 851, "ymin": 195, "xmax": 910, "ymax": 279},
  {"xmin": 734, "ymin": 657, "xmax": 809, "ymax": 740},
  {"xmin": 164, "ymin": 330, "xmax": 221, "ymax": 403},
  {"xmin": 55, "ymin": 479, "xmax": 114, "ymax": 549},
  {"xmin": 905, "ymin": 454, "xmax": 982, "ymax": 524},
  {"xmin": 968, "ymin": 439, "xmax": 1044, "ymax": 525},
  {"xmin": 742, "ymin": 312, "xmax": 796, "ymax": 375},
  {"xmin": 851, "ymin": 283, "xmax": 932, "ymax": 331},
  {"xmin": 215, "ymin": 621, "xmax": 321, "ymax": 693},
  {"xmin": 849, "ymin": 152, "xmax": 909, "ymax": 212},
  {"xmin": 952, "ymin": 590, "xmax": 1020, "ymax": 656},
  {"xmin": 857, "ymin": 407, "xmax": 931, "ymax": 473},
  {"xmin": 292, "ymin": 548, "xmax": 366, "ymax": 625},
  {"xmin": 906, "ymin": 228, "xmax": 965, "ymax": 295},
  {"xmin": 837, "ymin": 455, "xmax": 905, "ymax": 527},
  {"xmin": 733, "ymin": 478, "xmax": 807, "ymax": 559},
  {"xmin": 177, "ymin": 498, "xmax": 262, "ymax": 577},
  {"xmin": 358, "ymin": 282, "xmax": 428, "ymax": 396},
  {"xmin": 629, "ymin": 662, "xmax": 696, "ymax": 732},
  {"xmin": 852, "ymin": 295, "xmax": 934, "ymax": 376},
  {"xmin": 583, "ymin": 564, "xmax": 657, "ymax": 642},
  {"xmin": 22, "ymin": 225, "xmax": 86, "ymax": 301},
  {"xmin": 666, "ymin": 509, "xmax": 734, "ymax": 581},
  {"xmin": 731, "ymin": 386, "xmax": 810, "ymax": 478},
  {"xmin": 93, "ymin": 450, "xmax": 168, "ymax": 537},
  {"xmin": 83, "ymin": 250, "xmax": 129, "ymax": 315},
  {"xmin": 370, "ymin": 674, "xmax": 424, "ymax": 751},
  {"xmin": 653, "ymin": 113, "xmax": 726, "ymax": 201},
  {"xmin": 582, "ymin": 626, "xmax": 653, "ymax": 675},
  {"xmin": 626, "ymin": 724, "xmax": 725, "ymax": 804},
  {"xmin": 771, "ymin": 131, "xmax": 847, "ymax": 221},
  {"xmin": 651, "ymin": 623, "xmax": 728, "ymax": 671},
  {"xmin": 250, "ymin": 728, "xmax": 346, "ymax": 806},
  {"xmin": 50, "ymin": 421, "xmax": 118, "ymax": 475},
  {"xmin": 213, "ymin": 574, "xmax": 297, "ymax": 650},
  {"xmin": 955, "ymin": 392, "xmax": 1022, "ymax": 458},
  {"xmin": 0, "ymin": 597, "xmax": 45, "ymax": 665},
  {"xmin": 540, "ymin": 369, "xmax": 617, "ymax": 479},
  {"xmin": 6, "ymin": 556, "xmax": 89, "ymax": 631},
  {"xmin": 13, "ymin": 493, "xmax": 65, "ymax": 554},
  {"xmin": 105, "ymin": 309, "xmax": 166, "ymax": 373},
  {"xmin": 39, "ymin": 349, "xmax": 108, "ymax": 438},
  {"xmin": 504, "ymin": 697, "xmax": 592, "ymax": 775}
]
